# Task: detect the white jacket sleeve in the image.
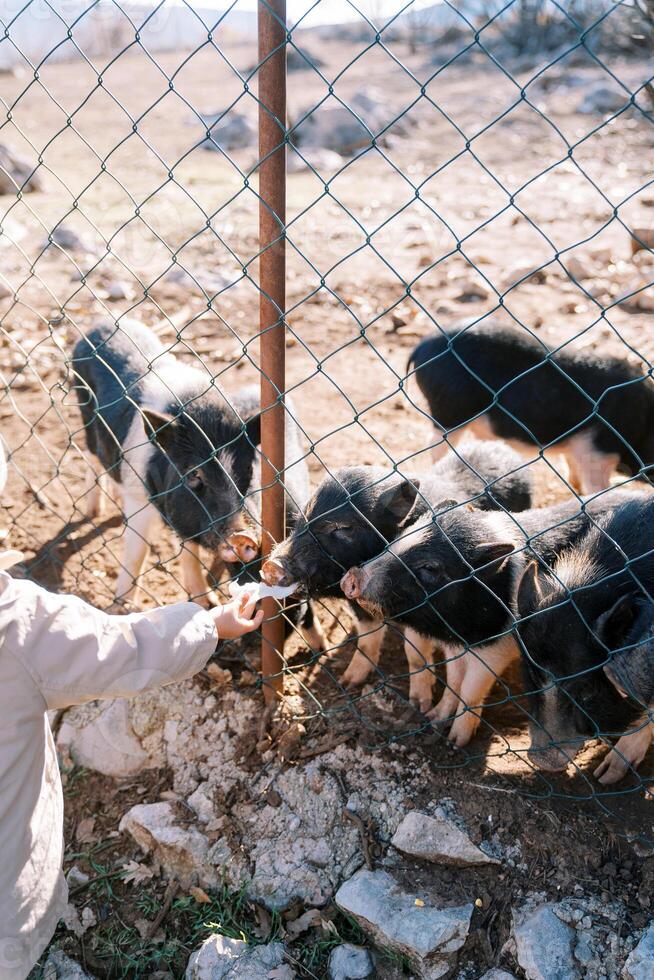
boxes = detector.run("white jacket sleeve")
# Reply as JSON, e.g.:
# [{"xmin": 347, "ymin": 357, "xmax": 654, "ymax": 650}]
[{"xmin": 0, "ymin": 574, "xmax": 218, "ymax": 711}]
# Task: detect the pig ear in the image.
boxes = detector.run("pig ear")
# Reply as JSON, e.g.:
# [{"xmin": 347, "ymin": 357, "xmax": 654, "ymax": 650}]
[
  {"xmin": 595, "ymin": 593, "xmax": 639, "ymax": 650},
  {"xmin": 142, "ymin": 408, "xmax": 178, "ymax": 452},
  {"xmin": 516, "ymin": 560, "xmax": 546, "ymax": 619},
  {"xmin": 243, "ymin": 412, "xmax": 261, "ymax": 447},
  {"xmin": 473, "ymin": 541, "xmax": 515, "ymax": 572},
  {"xmin": 377, "ymin": 478, "xmax": 421, "ymax": 522},
  {"xmin": 603, "ymin": 664, "xmax": 629, "ymax": 699}
]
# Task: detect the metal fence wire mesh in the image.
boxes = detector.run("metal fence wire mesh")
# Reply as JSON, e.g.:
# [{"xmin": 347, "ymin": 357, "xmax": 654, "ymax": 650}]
[{"xmin": 1, "ymin": 0, "xmax": 654, "ymax": 844}]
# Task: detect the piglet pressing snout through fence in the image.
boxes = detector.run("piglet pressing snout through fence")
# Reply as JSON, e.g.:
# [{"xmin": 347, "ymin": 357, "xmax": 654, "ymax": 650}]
[
  {"xmin": 262, "ymin": 437, "xmax": 533, "ymax": 713},
  {"xmin": 72, "ymin": 320, "xmax": 275, "ymax": 607}
]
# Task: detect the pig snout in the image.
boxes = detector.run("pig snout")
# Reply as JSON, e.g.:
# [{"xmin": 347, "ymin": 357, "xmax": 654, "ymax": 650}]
[
  {"xmin": 261, "ymin": 558, "xmax": 292, "ymax": 587},
  {"xmin": 218, "ymin": 530, "xmax": 260, "ymax": 564},
  {"xmin": 341, "ymin": 567, "xmax": 364, "ymax": 600},
  {"xmin": 527, "ymin": 724, "xmax": 576, "ymax": 772}
]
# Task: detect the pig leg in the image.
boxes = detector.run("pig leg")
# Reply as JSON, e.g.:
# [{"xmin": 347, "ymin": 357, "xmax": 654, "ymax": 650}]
[
  {"xmin": 447, "ymin": 634, "xmax": 519, "ymax": 748},
  {"xmin": 341, "ymin": 619, "xmax": 387, "ymax": 688},
  {"xmin": 594, "ymin": 717, "xmax": 654, "ymax": 785},
  {"xmin": 562, "ymin": 433, "xmax": 619, "ymax": 495},
  {"xmin": 299, "ymin": 602, "xmax": 328, "ymax": 653},
  {"xmin": 84, "ymin": 458, "xmax": 108, "ymax": 519},
  {"xmin": 114, "ymin": 500, "xmax": 158, "ymax": 605},
  {"xmin": 181, "ymin": 540, "xmax": 220, "ymax": 607},
  {"xmin": 404, "ymin": 627, "xmax": 436, "ymax": 713},
  {"xmin": 428, "ymin": 645, "xmax": 467, "ymax": 726}
]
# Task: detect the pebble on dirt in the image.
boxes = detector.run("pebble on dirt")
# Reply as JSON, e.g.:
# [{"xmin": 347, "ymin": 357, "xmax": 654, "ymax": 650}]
[
  {"xmin": 185, "ymin": 935, "xmax": 288, "ymax": 980},
  {"xmin": 43, "ymin": 950, "xmax": 95, "ymax": 980},
  {"xmin": 623, "ymin": 922, "xmax": 654, "ymax": 980},
  {"xmin": 0, "ymin": 143, "xmax": 44, "ymax": 194},
  {"xmin": 58, "ymin": 699, "xmax": 152, "ymax": 778},
  {"xmin": 335, "ymin": 868, "xmax": 473, "ymax": 979},
  {"xmin": 511, "ymin": 903, "xmax": 579, "ymax": 980},
  {"xmin": 328, "ymin": 943, "xmax": 374, "ymax": 980},
  {"xmin": 200, "ymin": 111, "xmax": 255, "ymax": 152},
  {"xmin": 391, "ymin": 808, "xmax": 500, "ymax": 867},
  {"xmin": 119, "ymin": 801, "xmax": 213, "ymax": 888}
]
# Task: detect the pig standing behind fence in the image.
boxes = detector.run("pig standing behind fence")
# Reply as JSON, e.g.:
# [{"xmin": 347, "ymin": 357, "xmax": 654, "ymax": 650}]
[
  {"xmin": 408, "ymin": 321, "xmax": 654, "ymax": 494},
  {"xmin": 71, "ymin": 319, "xmax": 308, "ymax": 608},
  {"xmin": 517, "ymin": 494, "xmax": 654, "ymax": 784}
]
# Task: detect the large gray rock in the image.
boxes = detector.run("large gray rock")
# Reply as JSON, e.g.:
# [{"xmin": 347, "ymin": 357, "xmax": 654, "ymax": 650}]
[
  {"xmin": 0, "ymin": 143, "xmax": 43, "ymax": 194},
  {"xmin": 201, "ymin": 112, "xmax": 255, "ymax": 151},
  {"xmin": 293, "ymin": 89, "xmax": 406, "ymax": 155},
  {"xmin": 512, "ymin": 904, "xmax": 579, "ymax": 980},
  {"xmin": 624, "ymin": 922, "xmax": 654, "ymax": 980},
  {"xmin": 185, "ymin": 935, "xmax": 287, "ymax": 979},
  {"xmin": 120, "ymin": 802, "xmax": 211, "ymax": 888},
  {"xmin": 58, "ymin": 699, "xmax": 152, "ymax": 777},
  {"xmin": 479, "ymin": 971, "xmax": 517, "ymax": 980},
  {"xmin": 328, "ymin": 943, "xmax": 374, "ymax": 979},
  {"xmin": 335, "ymin": 868, "xmax": 472, "ymax": 979},
  {"xmin": 43, "ymin": 951, "xmax": 95, "ymax": 979},
  {"xmin": 391, "ymin": 809, "xmax": 499, "ymax": 867},
  {"xmin": 578, "ymin": 86, "xmax": 628, "ymax": 115}
]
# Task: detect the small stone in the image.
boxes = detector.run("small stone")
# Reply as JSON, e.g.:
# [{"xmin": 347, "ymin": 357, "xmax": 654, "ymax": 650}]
[
  {"xmin": 565, "ymin": 255, "xmax": 595, "ymax": 281},
  {"xmin": 187, "ymin": 785, "xmax": 214, "ymax": 824},
  {"xmin": 328, "ymin": 943, "xmax": 374, "ymax": 980},
  {"xmin": 119, "ymin": 802, "xmax": 212, "ymax": 888},
  {"xmin": 391, "ymin": 809, "xmax": 499, "ymax": 867},
  {"xmin": 454, "ymin": 278, "xmax": 490, "ymax": 302},
  {"xmin": 335, "ymin": 868, "xmax": 472, "ymax": 978},
  {"xmin": 57, "ymin": 700, "xmax": 152, "ymax": 778},
  {"xmin": 512, "ymin": 903, "xmax": 579, "ymax": 980},
  {"xmin": 43, "ymin": 951, "xmax": 95, "ymax": 980},
  {"xmin": 502, "ymin": 263, "xmax": 547, "ymax": 290},
  {"xmin": 287, "ymin": 147, "xmax": 345, "ymax": 174},
  {"xmin": 624, "ymin": 922, "xmax": 654, "ymax": 979},
  {"xmin": 0, "ymin": 143, "xmax": 44, "ymax": 195},
  {"xmin": 185, "ymin": 935, "xmax": 287, "ymax": 979},
  {"xmin": 66, "ymin": 865, "xmax": 90, "ymax": 889},
  {"xmin": 103, "ymin": 280, "xmax": 131, "ymax": 301},
  {"xmin": 574, "ymin": 934, "xmax": 593, "ymax": 966},
  {"xmin": 630, "ymin": 228, "xmax": 654, "ymax": 257}
]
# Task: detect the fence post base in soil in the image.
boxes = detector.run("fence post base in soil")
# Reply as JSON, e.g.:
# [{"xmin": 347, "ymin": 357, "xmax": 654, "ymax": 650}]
[{"xmin": 258, "ymin": 0, "xmax": 287, "ymax": 704}]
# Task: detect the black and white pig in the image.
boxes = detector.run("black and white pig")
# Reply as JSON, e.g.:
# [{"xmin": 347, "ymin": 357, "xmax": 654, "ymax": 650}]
[
  {"xmin": 340, "ymin": 487, "xmax": 649, "ymax": 747},
  {"xmin": 261, "ymin": 438, "xmax": 533, "ymax": 712},
  {"xmin": 516, "ymin": 495, "xmax": 654, "ymax": 784},
  {"xmin": 408, "ymin": 321, "xmax": 654, "ymax": 494},
  {"xmin": 71, "ymin": 319, "xmax": 309, "ymax": 607}
]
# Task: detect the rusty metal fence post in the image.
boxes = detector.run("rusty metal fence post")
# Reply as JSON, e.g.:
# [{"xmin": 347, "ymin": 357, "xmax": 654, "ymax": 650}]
[{"xmin": 258, "ymin": 0, "xmax": 287, "ymax": 703}]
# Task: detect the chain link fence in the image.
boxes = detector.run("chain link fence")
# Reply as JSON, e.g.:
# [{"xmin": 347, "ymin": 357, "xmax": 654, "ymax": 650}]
[{"xmin": 1, "ymin": 0, "xmax": 654, "ymax": 846}]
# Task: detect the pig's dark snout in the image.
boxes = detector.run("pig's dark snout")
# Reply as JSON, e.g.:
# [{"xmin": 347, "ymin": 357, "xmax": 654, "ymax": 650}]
[
  {"xmin": 527, "ymin": 744, "xmax": 571, "ymax": 773},
  {"xmin": 341, "ymin": 568, "xmax": 362, "ymax": 599},
  {"xmin": 261, "ymin": 558, "xmax": 291, "ymax": 587}
]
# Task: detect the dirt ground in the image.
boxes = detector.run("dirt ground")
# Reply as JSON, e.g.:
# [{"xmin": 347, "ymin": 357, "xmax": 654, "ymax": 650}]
[{"xmin": 2, "ymin": 14, "xmax": 654, "ymax": 978}]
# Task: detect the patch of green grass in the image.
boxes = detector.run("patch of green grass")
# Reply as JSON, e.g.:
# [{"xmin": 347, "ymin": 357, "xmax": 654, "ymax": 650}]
[{"xmin": 35, "ymin": 881, "xmax": 397, "ymax": 980}]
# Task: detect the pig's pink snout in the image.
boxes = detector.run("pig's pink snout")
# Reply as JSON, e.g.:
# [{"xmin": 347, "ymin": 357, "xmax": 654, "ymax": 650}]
[
  {"xmin": 261, "ymin": 558, "xmax": 290, "ymax": 587},
  {"xmin": 341, "ymin": 568, "xmax": 362, "ymax": 599}
]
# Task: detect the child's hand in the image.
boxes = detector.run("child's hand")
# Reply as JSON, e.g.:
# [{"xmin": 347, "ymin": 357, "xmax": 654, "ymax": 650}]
[{"xmin": 212, "ymin": 594, "xmax": 264, "ymax": 640}]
